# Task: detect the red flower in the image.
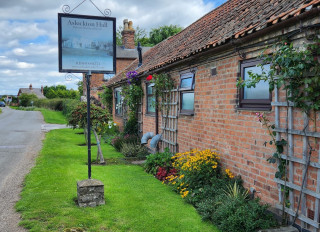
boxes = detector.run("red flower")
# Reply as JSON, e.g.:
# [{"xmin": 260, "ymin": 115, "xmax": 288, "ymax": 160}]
[{"xmin": 146, "ymin": 75, "xmax": 153, "ymax": 81}]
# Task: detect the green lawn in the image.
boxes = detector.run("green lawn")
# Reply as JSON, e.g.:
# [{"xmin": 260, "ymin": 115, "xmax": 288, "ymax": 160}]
[
  {"xmin": 37, "ymin": 108, "xmax": 67, "ymax": 124},
  {"xmin": 10, "ymin": 106, "xmax": 67, "ymax": 124},
  {"xmin": 16, "ymin": 129, "xmax": 218, "ymax": 232}
]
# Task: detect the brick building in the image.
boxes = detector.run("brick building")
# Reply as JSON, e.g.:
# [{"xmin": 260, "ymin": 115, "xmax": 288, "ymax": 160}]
[
  {"xmin": 17, "ymin": 84, "xmax": 45, "ymax": 99},
  {"xmin": 83, "ymin": 19, "xmax": 151, "ymax": 100},
  {"xmin": 106, "ymin": 0, "xmax": 320, "ymax": 230}
]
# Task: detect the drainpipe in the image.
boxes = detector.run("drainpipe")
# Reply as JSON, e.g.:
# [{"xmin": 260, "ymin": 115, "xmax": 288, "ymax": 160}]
[
  {"xmin": 155, "ymin": 93, "xmax": 159, "ymax": 151},
  {"xmin": 141, "ymin": 132, "xmax": 154, "ymax": 144},
  {"xmin": 150, "ymin": 134, "xmax": 162, "ymax": 149},
  {"xmin": 137, "ymin": 42, "xmax": 142, "ymax": 67}
]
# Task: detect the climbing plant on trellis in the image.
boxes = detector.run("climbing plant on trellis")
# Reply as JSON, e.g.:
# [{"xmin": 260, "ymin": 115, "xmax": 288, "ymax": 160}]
[{"xmin": 239, "ymin": 40, "xmax": 320, "ymax": 230}]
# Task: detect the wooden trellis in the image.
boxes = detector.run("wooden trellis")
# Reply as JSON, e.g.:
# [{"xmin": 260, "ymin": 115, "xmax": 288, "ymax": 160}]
[
  {"xmin": 137, "ymin": 102, "xmax": 143, "ymax": 138},
  {"xmin": 272, "ymin": 85, "xmax": 320, "ymax": 231},
  {"xmin": 160, "ymin": 89, "xmax": 179, "ymax": 154}
]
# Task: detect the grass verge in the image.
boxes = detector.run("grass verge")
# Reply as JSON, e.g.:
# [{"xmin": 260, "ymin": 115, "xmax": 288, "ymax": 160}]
[
  {"xmin": 16, "ymin": 129, "xmax": 218, "ymax": 232},
  {"xmin": 37, "ymin": 108, "xmax": 67, "ymax": 124},
  {"xmin": 10, "ymin": 106, "xmax": 67, "ymax": 124}
]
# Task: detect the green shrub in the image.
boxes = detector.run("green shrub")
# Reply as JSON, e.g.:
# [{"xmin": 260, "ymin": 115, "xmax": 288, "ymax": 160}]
[
  {"xmin": 192, "ymin": 178, "xmax": 244, "ymax": 221},
  {"xmin": 195, "ymin": 197, "xmax": 216, "ymax": 221},
  {"xmin": 62, "ymin": 99, "xmax": 80, "ymax": 117},
  {"xmin": 188, "ymin": 177, "xmax": 229, "ymax": 206},
  {"xmin": 144, "ymin": 148, "xmax": 173, "ymax": 175},
  {"xmin": 123, "ymin": 116, "xmax": 138, "ymax": 135},
  {"xmin": 33, "ymin": 98, "xmax": 63, "ymax": 111},
  {"xmin": 19, "ymin": 93, "xmax": 37, "ymax": 107},
  {"xmin": 111, "ymin": 134, "xmax": 140, "ymax": 152},
  {"xmin": 104, "ymin": 134, "xmax": 118, "ymax": 145},
  {"xmin": 100, "ymin": 86, "xmax": 113, "ymax": 114},
  {"xmin": 123, "ymin": 134, "xmax": 139, "ymax": 144},
  {"xmin": 111, "ymin": 136, "xmax": 125, "ymax": 152},
  {"xmin": 120, "ymin": 143, "xmax": 149, "ymax": 158},
  {"xmin": 212, "ymin": 196, "xmax": 277, "ymax": 232}
]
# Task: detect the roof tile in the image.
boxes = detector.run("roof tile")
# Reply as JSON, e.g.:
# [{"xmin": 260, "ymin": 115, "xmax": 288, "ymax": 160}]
[{"xmin": 107, "ymin": 0, "xmax": 320, "ymax": 87}]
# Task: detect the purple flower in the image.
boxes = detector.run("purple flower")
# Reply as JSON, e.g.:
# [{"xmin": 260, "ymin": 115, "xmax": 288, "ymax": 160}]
[{"xmin": 126, "ymin": 70, "xmax": 139, "ymax": 85}]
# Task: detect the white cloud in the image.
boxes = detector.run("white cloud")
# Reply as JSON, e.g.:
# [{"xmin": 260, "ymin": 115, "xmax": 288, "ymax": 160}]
[
  {"xmin": 0, "ymin": 69, "xmax": 23, "ymax": 76},
  {"xmin": 0, "ymin": 56, "xmax": 35, "ymax": 69},
  {"xmin": 16, "ymin": 62, "xmax": 35, "ymax": 69},
  {"xmin": 13, "ymin": 48, "xmax": 28, "ymax": 56},
  {"xmin": 0, "ymin": 21, "xmax": 47, "ymax": 47}
]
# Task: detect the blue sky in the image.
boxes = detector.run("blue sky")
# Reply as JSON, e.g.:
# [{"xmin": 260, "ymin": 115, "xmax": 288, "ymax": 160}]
[{"xmin": 0, "ymin": 0, "xmax": 227, "ymax": 95}]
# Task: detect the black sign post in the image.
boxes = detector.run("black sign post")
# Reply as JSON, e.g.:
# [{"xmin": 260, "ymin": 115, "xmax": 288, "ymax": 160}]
[
  {"xmin": 58, "ymin": 2, "xmax": 115, "ymax": 207},
  {"xmin": 86, "ymin": 71, "xmax": 92, "ymax": 179},
  {"xmin": 58, "ymin": 13, "xmax": 116, "ymax": 179}
]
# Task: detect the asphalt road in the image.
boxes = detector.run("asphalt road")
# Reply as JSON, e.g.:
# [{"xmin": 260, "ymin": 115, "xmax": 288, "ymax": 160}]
[{"xmin": 0, "ymin": 107, "xmax": 44, "ymax": 232}]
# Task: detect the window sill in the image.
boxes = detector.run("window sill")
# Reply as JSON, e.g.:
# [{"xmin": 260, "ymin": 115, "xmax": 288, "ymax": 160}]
[
  {"xmin": 179, "ymin": 112, "xmax": 194, "ymax": 116},
  {"xmin": 145, "ymin": 113, "xmax": 156, "ymax": 117},
  {"xmin": 236, "ymin": 107, "xmax": 271, "ymax": 112}
]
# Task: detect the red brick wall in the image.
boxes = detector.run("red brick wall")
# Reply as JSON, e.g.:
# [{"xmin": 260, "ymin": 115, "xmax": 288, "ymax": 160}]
[
  {"xmin": 138, "ymin": 49, "xmax": 319, "ymax": 211},
  {"xmin": 117, "ymin": 59, "xmax": 135, "ymax": 74},
  {"xmin": 122, "ymin": 30, "xmax": 135, "ymax": 49},
  {"xmin": 172, "ymin": 56, "xmax": 279, "ymax": 205},
  {"xmin": 136, "ymin": 54, "xmax": 280, "ymax": 205},
  {"xmin": 141, "ymin": 83, "xmax": 157, "ymax": 146}
]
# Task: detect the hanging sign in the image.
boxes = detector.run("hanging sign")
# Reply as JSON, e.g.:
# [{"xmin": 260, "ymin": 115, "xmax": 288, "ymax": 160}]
[{"xmin": 58, "ymin": 13, "xmax": 116, "ymax": 73}]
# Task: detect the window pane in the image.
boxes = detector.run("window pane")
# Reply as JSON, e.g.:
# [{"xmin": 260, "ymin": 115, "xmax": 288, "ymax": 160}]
[
  {"xmin": 115, "ymin": 90, "xmax": 122, "ymax": 114},
  {"xmin": 181, "ymin": 92, "xmax": 194, "ymax": 110},
  {"xmin": 244, "ymin": 64, "xmax": 270, "ymax": 99},
  {"xmin": 147, "ymin": 96, "xmax": 155, "ymax": 113},
  {"xmin": 180, "ymin": 77, "xmax": 193, "ymax": 89},
  {"xmin": 147, "ymin": 85, "xmax": 154, "ymax": 95}
]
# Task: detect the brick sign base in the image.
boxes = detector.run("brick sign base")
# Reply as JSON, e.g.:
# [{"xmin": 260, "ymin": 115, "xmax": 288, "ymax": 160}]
[{"xmin": 77, "ymin": 179, "xmax": 105, "ymax": 207}]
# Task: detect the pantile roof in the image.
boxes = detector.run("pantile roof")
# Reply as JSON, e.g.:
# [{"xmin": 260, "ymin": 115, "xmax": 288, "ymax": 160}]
[{"xmin": 107, "ymin": 0, "xmax": 320, "ymax": 86}]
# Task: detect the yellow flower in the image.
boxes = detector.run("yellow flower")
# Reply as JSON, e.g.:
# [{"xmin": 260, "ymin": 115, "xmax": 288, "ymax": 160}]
[
  {"xmin": 225, "ymin": 169, "xmax": 234, "ymax": 179},
  {"xmin": 181, "ymin": 190, "xmax": 189, "ymax": 198}
]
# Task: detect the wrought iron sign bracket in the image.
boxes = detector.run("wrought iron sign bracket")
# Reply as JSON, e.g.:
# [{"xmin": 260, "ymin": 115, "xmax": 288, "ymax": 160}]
[{"xmin": 62, "ymin": 0, "xmax": 111, "ymax": 17}]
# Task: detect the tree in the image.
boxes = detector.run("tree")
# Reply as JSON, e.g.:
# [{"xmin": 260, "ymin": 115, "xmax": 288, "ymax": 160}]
[
  {"xmin": 100, "ymin": 86, "xmax": 113, "ymax": 114},
  {"xmin": 116, "ymin": 25, "xmax": 151, "ymax": 46},
  {"xmin": 77, "ymin": 81, "xmax": 83, "ymax": 96},
  {"xmin": 116, "ymin": 24, "xmax": 183, "ymax": 47},
  {"xmin": 67, "ymin": 102, "xmax": 111, "ymax": 164},
  {"xmin": 149, "ymin": 25, "xmax": 183, "ymax": 45},
  {"xmin": 18, "ymin": 93, "xmax": 37, "ymax": 107},
  {"xmin": 43, "ymin": 85, "xmax": 79, "ymax": 99}
]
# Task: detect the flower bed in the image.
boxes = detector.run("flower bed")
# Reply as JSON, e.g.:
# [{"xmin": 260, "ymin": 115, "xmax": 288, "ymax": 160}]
[{"xmin": 144, "ymin": 148, "xmax": 278, "ymax": 232}]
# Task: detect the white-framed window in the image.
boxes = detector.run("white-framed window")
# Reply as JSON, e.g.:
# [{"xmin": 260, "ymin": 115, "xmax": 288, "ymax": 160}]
[
  {"xmin": 179, "ymin": 71, "xmax": 195, "ymax": 115},
  {"xmin": 114, "ymin": 87, "xmax": 123, "ymax": 115}
]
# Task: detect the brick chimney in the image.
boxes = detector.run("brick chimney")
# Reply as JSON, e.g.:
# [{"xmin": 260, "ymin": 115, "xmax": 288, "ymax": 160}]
[
  {"xmin": 122, "ymin": 19, "xmax": 135, "ymax": 49},
  {"xmin": 29, "ymin": 84, "xmax": 32, "ymax": 90},
  {"xmin": 41, "ymin": 85, "xmax": 44, "ymax": 94}
]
